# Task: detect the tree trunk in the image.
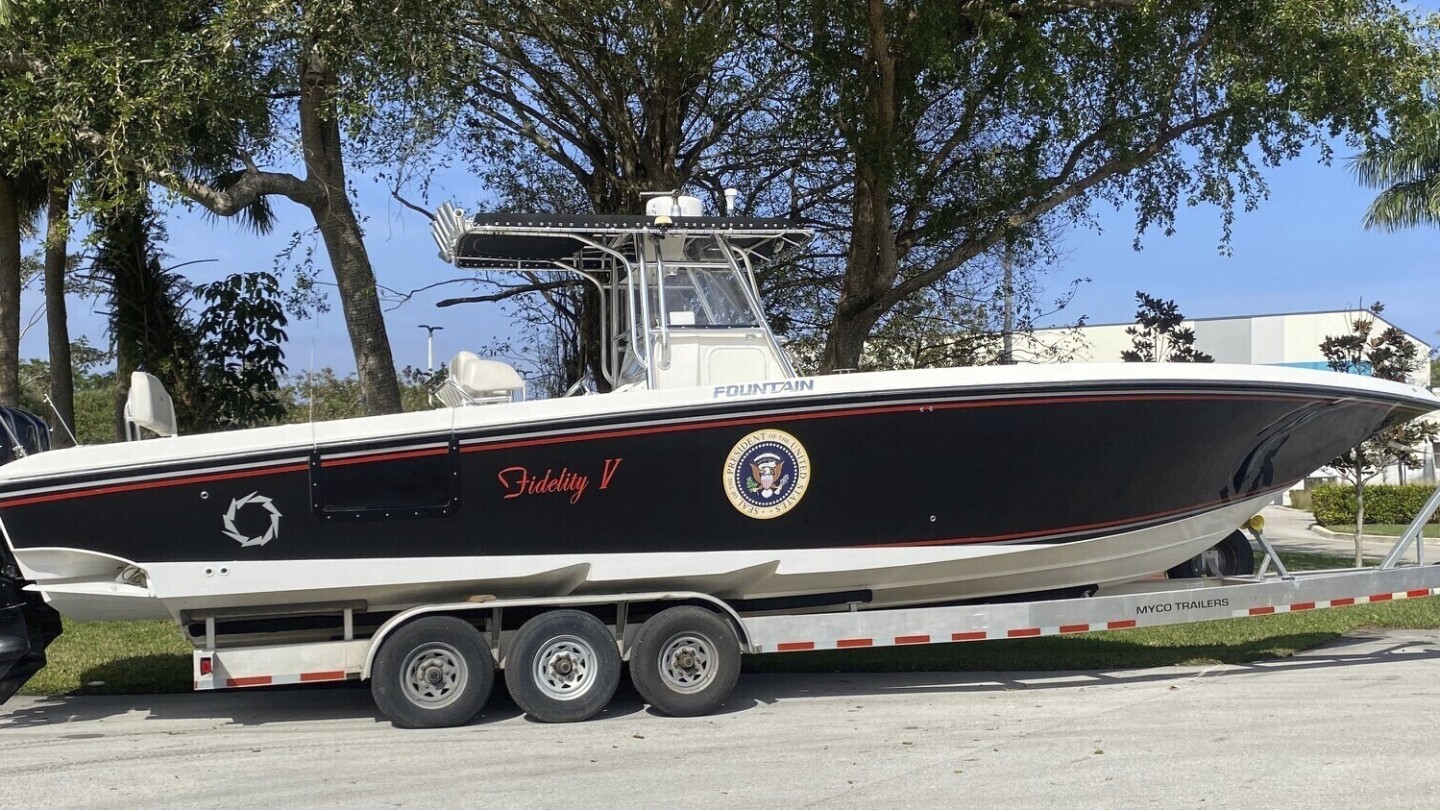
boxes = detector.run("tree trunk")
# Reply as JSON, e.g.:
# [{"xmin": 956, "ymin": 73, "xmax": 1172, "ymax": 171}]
[
  {"xmin": 819, "ymin": 169, "xmax": 895, "ymax": 372},
  {"xmin": 818, "ymin": 0, "xmax": 901, "ymax": 373},
  {"xmin": 0, "ymin": 172, "xmax": 21, "ymax": 408},
  {"xmin": 44, "ymin": 180, "xmax": 74, "ymax": 447},
  {"xmin": 1353, "ymin": 476, "xmax": 1366, "ymax": 568},
  {"xmin": 299, "ymin": 48, "xmax": 401, "ymax": 416}
]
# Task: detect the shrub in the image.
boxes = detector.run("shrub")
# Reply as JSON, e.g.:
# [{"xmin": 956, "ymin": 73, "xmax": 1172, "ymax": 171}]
[
  {"xmin": 1311, "ymin": 484, "xmax": 1440, "ymax": 525},
  {"xmin": 1288, "ymin": 489, "xmax": 1313, "ymax": 512}
]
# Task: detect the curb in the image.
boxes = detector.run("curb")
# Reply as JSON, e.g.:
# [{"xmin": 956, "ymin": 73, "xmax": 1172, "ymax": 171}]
[{"xmin": 1307, "ymin": 523, "xmax": 1426, "ymax": 544}]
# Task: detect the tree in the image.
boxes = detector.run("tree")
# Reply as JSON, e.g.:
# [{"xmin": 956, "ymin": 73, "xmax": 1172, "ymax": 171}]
[
  {"xmin": 42, "ymin": 175, "xmax": 73, "ymax": 445},
  {"xmin": 87, "ymin": 200, "xmax": 205, "ymax": 438},
  {"xmin": 1352, "ymin": 112, "xmax": 1440, "ymax": 230},
  {"xmin": 452, "ymin": 0, "xmax": 794, "ymax": 390},
  {"xmin": 2, "ymin": 1, "xmax": 475, "ymax": 415},
  {"xmin": 1320, "ymin": 302, "xmax": 1438, "ymax": 566},
  {"xmin": 1121, "ymin": 292, "xmax": 1214, "ymax": 363},
  {"xmin": 0, "ymin": 164, "xmax": 44, "ymax": 408},
  {"xmin": 193, "ymin": 273, "xmax": 289, "ymax": 429},
  {"xmin": 779, "ymin": 1, "xmax": 1439, "ymax": 372}
]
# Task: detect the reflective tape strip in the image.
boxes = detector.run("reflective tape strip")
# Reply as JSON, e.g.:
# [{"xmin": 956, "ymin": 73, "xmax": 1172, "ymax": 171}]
[
  {"xmin": 1241, "ymin": 589, "xmax": 1436, "ymax": 618},
  {"xmin": 761, "ymin": 588, "xmax": 1439, "ymax": 653},
  {"xmin": 198, "ymin": 671, "xmax": 349, "ymax": 689}
]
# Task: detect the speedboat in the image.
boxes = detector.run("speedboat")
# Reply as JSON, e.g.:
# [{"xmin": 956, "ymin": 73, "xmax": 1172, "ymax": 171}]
[{"xmin": 0, "ymin": 195, "xmax": 1435, "ymax": 629}]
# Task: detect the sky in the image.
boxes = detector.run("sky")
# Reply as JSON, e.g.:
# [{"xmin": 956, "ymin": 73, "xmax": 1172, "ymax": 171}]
[
  {"xmin": 18, "ymin": 26, "xmax": 1440, "ymax": 376},
  {"xmin": 32, "ymin": 143, "xmax": 1431, "ymax": 378},
  {"xmin": 1052, "ymin": 148, "xmax": 1438, "ymax": 341}
]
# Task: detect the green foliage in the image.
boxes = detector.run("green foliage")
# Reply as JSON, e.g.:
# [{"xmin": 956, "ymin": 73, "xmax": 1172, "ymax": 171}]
[
  {"xmin": 1319, "ymin": 302, "xmax": 1437, "ymax": 489},
  {"xmin": 1311, "ymin": 484, "xmax": 1440, "ymax": 526},
  {"xmin": 193, "ymin": 272, "xmax": 288, "ymax": 429},
  {"xmin": 1352, "ymin": 111, "xmax": 1440, "ymax": 230},
  {"xmin": 1121, "ymin": 291, "xmax": 1214, "ymax": 363},
  {"xmin": 281, "ymin": 367, "xmax": 440, "ymax": 424},
  {"xmin": 16, "ymin": 339, "xmax": 114, "ymax": 444},
  {"xmin": 777, "ymin": 0, "xmax": 1440, "ymax": 369}
]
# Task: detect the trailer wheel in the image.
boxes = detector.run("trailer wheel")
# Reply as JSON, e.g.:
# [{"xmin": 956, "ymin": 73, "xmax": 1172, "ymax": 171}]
[
  {"xmin": 371, "ymin": 616, "xmax": 495, "ymax": 729},
  {"xmin": 629, "ymin": 606, "xmax": 741, "ymax": 718},
  {"xmin": 505, "ymin": 610, "xmax": 620, "ymax": 723},
  {"xmin": 1168, "ymin": 529, "xmax": 1256, "ymax": 579}
]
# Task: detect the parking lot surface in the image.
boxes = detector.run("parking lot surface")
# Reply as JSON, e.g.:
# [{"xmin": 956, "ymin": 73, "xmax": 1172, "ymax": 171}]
[{"xmin": 5, "ymin": 630, "xmax": 1440, "ymax": 808}]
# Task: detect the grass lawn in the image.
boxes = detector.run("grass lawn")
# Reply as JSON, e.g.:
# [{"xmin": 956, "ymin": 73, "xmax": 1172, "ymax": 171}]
[
  {"xmin": 16, "ymin": 552, "xmax": 1440, "ymax": 696},
  {"xmin": 1323, "ymin": 523, "xmax": 1428, "ymax": 537}
]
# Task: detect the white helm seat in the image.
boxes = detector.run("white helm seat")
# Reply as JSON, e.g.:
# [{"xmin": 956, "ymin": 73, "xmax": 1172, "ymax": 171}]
[{"xmin": 433, "ymin": 351, "xmax": 526, "ymax": 407}]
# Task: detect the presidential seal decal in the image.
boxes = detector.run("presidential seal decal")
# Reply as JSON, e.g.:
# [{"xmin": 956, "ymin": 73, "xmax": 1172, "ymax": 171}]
[{"xmin": 723, "ymin": 429, "xmax": 810, "ymax": 519}]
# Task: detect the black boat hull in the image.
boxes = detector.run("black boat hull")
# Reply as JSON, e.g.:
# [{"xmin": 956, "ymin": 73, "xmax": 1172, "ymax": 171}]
[{"xmin": 0, "ymin": 374, "xmax": 1430, "ymax": 620}]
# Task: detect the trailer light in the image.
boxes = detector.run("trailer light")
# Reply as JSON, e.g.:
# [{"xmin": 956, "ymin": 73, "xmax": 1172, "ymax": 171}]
[
  {"xmin": 199, "ymin": 657, "xmax": 212, "ymax": 676},
  {"xmin": 1246, "ymin": 514, "xmax": 1265, "ymax": 533}
]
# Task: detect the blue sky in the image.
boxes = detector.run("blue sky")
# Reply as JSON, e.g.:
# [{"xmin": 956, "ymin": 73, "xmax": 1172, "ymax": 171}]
[
  {"xmin": 1058, "ymin": 148, "xmax": 1437, "ymax": 341},
  {"xmin": 41, "ymin": 143, "xmax": 1427, "ymax": 376},
  {"xmin": 21, "ymin": 18, "xmax": 1440, "ymax": 374}
]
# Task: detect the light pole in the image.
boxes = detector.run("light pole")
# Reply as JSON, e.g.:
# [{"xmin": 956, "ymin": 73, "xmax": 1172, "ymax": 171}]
[{"xmin": 418, "ymin": 324, "xmax": 444, "ymax": 371}]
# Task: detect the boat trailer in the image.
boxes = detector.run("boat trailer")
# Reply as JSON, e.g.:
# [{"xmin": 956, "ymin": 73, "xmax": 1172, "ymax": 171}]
[{"xmin": 153, "ymin": 491, "xmax": 1440, "ymax": 727}]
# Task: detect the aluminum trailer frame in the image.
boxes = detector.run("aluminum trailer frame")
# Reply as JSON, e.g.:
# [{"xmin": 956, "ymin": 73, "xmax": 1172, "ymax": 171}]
[{"xmin": 185, "ymin": 500, "xmax": 1440, "ymax": 711}]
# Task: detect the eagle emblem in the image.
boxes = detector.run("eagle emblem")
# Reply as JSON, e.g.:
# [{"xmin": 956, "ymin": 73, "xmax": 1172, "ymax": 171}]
[
  {"xmin": 724, "ymin": 430, "xmax": 811, "ymax": 519},
  {"xmin": 746, "ymin": 452, "xmax": 789, "ymax": 499}
]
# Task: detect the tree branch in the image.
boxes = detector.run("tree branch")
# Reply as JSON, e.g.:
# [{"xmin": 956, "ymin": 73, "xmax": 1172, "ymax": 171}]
[
  {"xmin": 882, "ymin": 108, "xmax": 1233, "ymax": 309},
  {"xmin": 437, "ymin": 279, "xmax": 581, "ymax": 308},
  {"xmin": 75, "ymin": 127, "xmax": 318, "ymax": 212}
]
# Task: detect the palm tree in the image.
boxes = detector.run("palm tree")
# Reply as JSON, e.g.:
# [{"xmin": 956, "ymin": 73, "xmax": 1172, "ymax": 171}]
[
  {"xmin": 0, "ymin": 164, "xmax": 46, "ymax": 409},
  {"xmin": 1351, "ymin": 116, "xmax": 1440, "ymax": 231}
]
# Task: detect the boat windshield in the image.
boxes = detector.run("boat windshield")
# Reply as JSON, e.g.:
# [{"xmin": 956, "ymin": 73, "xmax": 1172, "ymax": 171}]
[{"xmin": 659, "ymin": 267, "xmax": 761, "ymax": 328}]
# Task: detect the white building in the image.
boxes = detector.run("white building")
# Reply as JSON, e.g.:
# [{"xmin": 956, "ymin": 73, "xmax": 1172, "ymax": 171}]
[{"xmin": 1022, "ymin": 309, "xmax": 1436, "ymax": 491}]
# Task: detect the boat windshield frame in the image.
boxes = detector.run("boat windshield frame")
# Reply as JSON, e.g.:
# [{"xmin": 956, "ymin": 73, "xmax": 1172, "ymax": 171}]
[{"xmin": 432, "ymin": 204, "xmax": 810, "ymax": 390}]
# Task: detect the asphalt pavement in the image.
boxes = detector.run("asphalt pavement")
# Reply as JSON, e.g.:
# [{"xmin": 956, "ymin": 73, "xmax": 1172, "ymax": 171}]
[{"xmin": 6, "ymin": 631, "xmax": 1440, "ymax": 807}]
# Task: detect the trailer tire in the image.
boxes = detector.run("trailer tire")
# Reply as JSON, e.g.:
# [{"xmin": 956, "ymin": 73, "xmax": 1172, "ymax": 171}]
[
  {"xmin": 505, "ymin": 610, "xmax": 620, "ymax": 723},
  {"xmin": 1168, "ymin": 529, "xmax": 1256, "ymax": 579},
  {"xmin": 629, "ymin": 606, "xmax": 741, "ymax": 718},
  {"xmin": 371, "ymin": 616, "xmax": 495, "ymax": 729}
]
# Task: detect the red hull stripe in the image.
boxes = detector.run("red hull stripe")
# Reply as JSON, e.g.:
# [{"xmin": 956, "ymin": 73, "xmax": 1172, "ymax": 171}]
[
  {"xmin": 1107, "ymin": 620, "xmax": 1137, "ymax": 630},
  {"xmin": 1332, "ymin": 597, "xmax": 1356, "ymax": 606},
  {"xmin": 894, "ymin": 634, "xmax": 930, "ymax": 645},
  {"xmin": 1371, "ymin": 593, "xmax": 1394, "ymax": 602},
  {"xmin": 226, "ymin": 675, "xmax": 273, "ymax": 687},
  {"xmin": 1249, "ymin": 606, "xmax": 1276, "ymax": 615},
  {"xmin": 1290, "ymin": 602, "xmax": 1315, "ymax": 612},
  {"xmin": 0, "ymin": 463, "xmax": 310, "ymax": 509},
  {"xmin": 299, "ymin": 670, "xmax": 348, "ymax": 682},
  {"xmin": 1059, "ymin": 624, "xmax": 1090, "ymax": 634},
  {"xmin": 836, "ymin": 638, "xmax": 873, "ymax": 648},
  {"xmin": 1007, "ymin": 628, "xmax": 1041, "ymax": 638},
  {"xmin": 952, "ymin": 631, "xmax": 986, "ymax": 641},
  {"xmin": 777, "ymin": 641, "xmax": 814, "ymax": 652},
  {"xmin": 1407, "ymin": 589, "xmax": 1431, "ymax": 598},
  {"xmin": 320, "ymin": 448, "xmax": 449, "ymax": 468}
]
